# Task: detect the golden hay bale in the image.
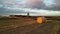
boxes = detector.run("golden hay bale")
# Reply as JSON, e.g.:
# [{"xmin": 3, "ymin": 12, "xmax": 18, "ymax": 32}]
[{"xmin": 37, "ymin": 17, "xmax": 45, "ymax": 24}]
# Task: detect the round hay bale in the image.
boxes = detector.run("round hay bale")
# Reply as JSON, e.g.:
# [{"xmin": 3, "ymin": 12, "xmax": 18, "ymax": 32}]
[{"xmin": 37, "ymin": 17, "xmax": 46, "ymax": 24}]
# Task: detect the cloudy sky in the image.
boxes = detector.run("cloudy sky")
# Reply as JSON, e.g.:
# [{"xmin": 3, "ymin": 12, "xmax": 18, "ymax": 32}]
[
  {"xmin": 0, "ymin": 0, "xmax": 60, "ymax": 16},
  {"xmin": 0, "ymin": 0, "xmax": 60, "ymax": 9}
]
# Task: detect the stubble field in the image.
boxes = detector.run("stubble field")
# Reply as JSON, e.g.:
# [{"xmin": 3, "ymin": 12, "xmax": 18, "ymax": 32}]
[{"xmin": 0, "ymin": 17, "xmax": 60, "ymax": 34}]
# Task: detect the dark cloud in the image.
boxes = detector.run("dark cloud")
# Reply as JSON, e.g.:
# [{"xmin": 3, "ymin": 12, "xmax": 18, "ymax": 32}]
[
  {"xmin": 43, "ymin": 0, "xmax": 60, "ymax": 10},
  {"xmin": 26, "ymin": 0, "xmax": 60, "ymax": 10},
  {"xmin": 0, "ymin": 0, "xmax": 60, "ymax": 10},
  {"xmin": 26, "ymin": 0, "xmax": 45, "ymax": 9}
]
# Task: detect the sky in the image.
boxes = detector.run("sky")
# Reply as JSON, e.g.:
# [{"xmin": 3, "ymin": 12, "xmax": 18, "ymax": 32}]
[
  {"xmin": 0, "ymin": 0, "xmax": 60, "ymax": 16},
  {"xmin": 1, "ymin": 0, "xmax": 60, "ymax": 9}
]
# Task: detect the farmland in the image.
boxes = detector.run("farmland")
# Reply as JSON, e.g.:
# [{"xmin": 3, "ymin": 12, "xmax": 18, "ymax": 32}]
[{"xmin": 0, "ymin": 17, "xmax": 60, "ymax": 34}]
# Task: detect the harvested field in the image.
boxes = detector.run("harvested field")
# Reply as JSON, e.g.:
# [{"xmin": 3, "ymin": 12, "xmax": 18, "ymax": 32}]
[{"xmin": 0, "ymin": 17, "xmax": 60, "ymax": 34}]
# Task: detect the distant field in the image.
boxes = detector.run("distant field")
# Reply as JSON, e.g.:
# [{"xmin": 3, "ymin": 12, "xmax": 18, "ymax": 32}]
[{"xmin": 0, "ymin": 17, "xmax": 60, "ymax": 34}]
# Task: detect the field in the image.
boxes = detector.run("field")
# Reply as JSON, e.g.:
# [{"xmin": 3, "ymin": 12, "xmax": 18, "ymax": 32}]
[{"xmin": 0, "ymin": 17, "xmax": 60, "ymax": 34}]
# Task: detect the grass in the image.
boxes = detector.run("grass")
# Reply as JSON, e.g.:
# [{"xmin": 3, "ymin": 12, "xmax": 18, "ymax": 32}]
[
  {"xmin": 0, "ymin": 17, "xmax": 34, "ymax": 31},
  {"xmin": 0, "ymin": 17, "xmax": 60, "ymax": 34}
]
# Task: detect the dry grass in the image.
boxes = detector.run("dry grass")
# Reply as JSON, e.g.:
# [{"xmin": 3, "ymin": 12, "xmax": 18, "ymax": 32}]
[{"xmin": 0, "ymin": 17, "xmax": 60, "ymax": 34}]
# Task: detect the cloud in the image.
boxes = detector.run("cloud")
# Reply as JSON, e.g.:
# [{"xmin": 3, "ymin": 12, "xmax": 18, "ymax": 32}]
[
  {"xmin": 44, "ymin": 0, "xmax": 54, "ymax": 6},
  {"xmin": 26, "ymin": 0, "xmax": 45, "ymax": 9},
  {"xmin": 53, "ymin": 0, "xmax": 60, "ymax": 7},
  {"xmin": 0, "ymin": 0, "xmax": 60, "ymax": 10}
]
